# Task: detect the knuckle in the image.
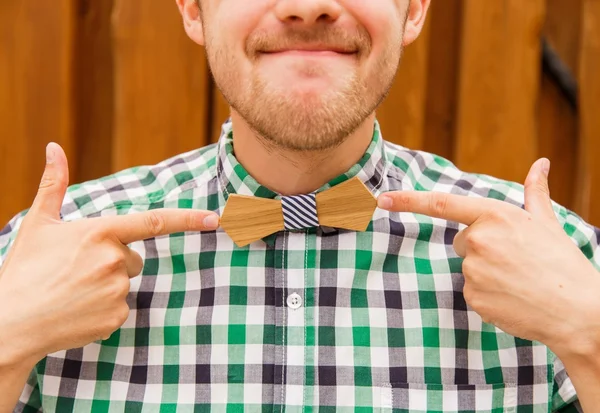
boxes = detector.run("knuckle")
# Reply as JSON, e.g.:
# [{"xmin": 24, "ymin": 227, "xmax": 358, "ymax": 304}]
[
  {"xmin": 452, "ymin": 230, "xmax": 465, "ymax": 249},
  {"xmin": 461, "ymin": 258, "xmax": 477, "ymax": 276},
  {"xmin": 526, "ymin": 180, "xmax": 550, "ymax": 197},
  {"xmin": 103, "ymin": 250, "xmax": 126, "ymax": 273},
  {"xmin": 109, "ymin": 305, "xmax": 130, "ymax": 330},
  {"xmin": 464, "ymin": 289, "xmax": 482, "ymax": 312},
  {"xmin": 487, "ymin": 209, "xmax": 509, "ymax": 224},
  {"xmin": 462, "ymin": 285, "xmax": 475, "ymax": 304},
  {"xmin": 117, "ymin": 305, "xmax": 130, "ymax": 325},
  {"xmin": 38, "ymin": 173, "xmax": 56, "ymax": 190},
  {"xmin": 185, "ymin": 212, "xmax": 196, "ymax": 232},
  {"xmin": 144, "ymin": 212, "xmax": 166, "ymax": 236},
  {"xmin": 397, "ymin": 194, "xmax": 411, "ymax": 211},
  {"xmin": 82, "ymin": 224, "xmax": 108, "ymax": 244},
  {"xmin": 535, "ymin": 181, "xmax": 550, "ymax": 196},
  {"xmin": 131, "ymin": 255, "xmax": 144, "ymax": 277},
  {"xmin": 429, "ymin": 194, "xmax": 449, "ymax": 217},
  {"xmin": 38, "ymin": 167, "xmax": 66, "ymax": 191},
  {"xmin": 465, "ymin": 231, "xmax": 486, "ymax": 253},
  {"xmin": 38, "ymin": 168, "xmax": 67, "ymax": 192},
  {"xmin": 109, "ymin": 277, "xmax": 131, "ymax": 299}
]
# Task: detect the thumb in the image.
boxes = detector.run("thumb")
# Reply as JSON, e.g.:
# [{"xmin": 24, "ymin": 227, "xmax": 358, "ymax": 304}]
[
  {"xmin": 524, "ymin": 158, "xmax": 556, "ymax": 222},
  {"xmin": 30, "ymin": 142, "xmax": 70, "ymax": 219}
]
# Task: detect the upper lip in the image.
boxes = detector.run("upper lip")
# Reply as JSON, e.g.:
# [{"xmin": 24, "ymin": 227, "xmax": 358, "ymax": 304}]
[{"xmin": 262, "ymin": 44, "xmax": 357, "ymax": 54}]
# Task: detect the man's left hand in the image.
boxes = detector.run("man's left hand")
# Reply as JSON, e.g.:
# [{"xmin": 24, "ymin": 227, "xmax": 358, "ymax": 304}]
[{"xmin": 377, "ymin": 158, "xmax": 600, "ymax": 359}]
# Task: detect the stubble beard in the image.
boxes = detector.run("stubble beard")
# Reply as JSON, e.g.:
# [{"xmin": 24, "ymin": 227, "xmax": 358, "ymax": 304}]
[
  {"xmin": 242, "ymin": 64, "xmax": 373, "ymax": 152},
  {"xmin": 206, "ymin": 30, "xmax": 403, "ymax": 152}
]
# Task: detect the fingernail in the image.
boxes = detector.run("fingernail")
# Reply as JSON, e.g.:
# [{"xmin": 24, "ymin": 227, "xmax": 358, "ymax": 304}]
[
  {"xmin": 542, "ymin": 158, "xmax": 551, "ymax": 178},
  {"xmin": 203, "ymin": 214, "xmax": 220, "ymax": 230},
  {"xmin": 378, "ymin": 195, "xmax": 393, "ymax": 209},
  {"xmin": 46, "ymin": 143, "xmax": 55, "ymax": 165}
]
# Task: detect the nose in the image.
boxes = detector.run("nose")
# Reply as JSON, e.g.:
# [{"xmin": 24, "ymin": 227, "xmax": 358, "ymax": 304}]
[{"xmin": 274, "ymin": 0, "xmax": 343, "ymax": 25}]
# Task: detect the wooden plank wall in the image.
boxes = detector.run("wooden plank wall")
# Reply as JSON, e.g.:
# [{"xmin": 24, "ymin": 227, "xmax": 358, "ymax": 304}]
[
  {"xmin": 0, "ymin": 0, "xmax": 76, "ymax": 224},
  {"xmin": 1, "ymin": 0, "xmax": 599, "ymax": 227},
  {"xmin": 575, "ymin": 0, "xmax": 600, "ymax": 226}
]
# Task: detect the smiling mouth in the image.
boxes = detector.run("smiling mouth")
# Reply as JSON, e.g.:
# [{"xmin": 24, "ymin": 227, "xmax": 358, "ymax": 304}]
[
  {"xmin": 260, "ymin": 43, "xmax": 358, "ymax": 55},
  {"xmin": 262, "ymin": 49, "xmax": 357, "ymax": 57}
]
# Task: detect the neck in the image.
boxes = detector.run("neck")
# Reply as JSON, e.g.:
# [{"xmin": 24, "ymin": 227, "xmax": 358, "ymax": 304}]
[{"xmin": 229, "ymin": 110, "xmax": 376, "ymax": 196}]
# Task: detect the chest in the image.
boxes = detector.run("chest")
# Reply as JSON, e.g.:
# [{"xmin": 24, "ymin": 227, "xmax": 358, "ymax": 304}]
[{"xmin": 38, "ymin": 223, "xmax": 554, "ymax": 412}]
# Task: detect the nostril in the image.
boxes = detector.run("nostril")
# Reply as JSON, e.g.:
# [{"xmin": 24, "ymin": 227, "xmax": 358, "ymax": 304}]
[{"xmin": 285, "ymin": 13, "xmax": 333, "ymax": 23}]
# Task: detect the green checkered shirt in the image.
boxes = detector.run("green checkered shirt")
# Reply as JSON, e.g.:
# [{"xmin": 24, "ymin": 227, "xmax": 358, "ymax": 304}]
[{"xmin": 1, "ymin": 119, "xmax": 595, "ymax": 413}]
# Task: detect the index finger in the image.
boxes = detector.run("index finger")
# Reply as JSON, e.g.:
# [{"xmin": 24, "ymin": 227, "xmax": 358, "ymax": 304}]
[
  {"xmin": 377, "ymin": 191, "xmax": 508, "ymax": 226},
  {"xmin": 102, "ymin": 209, "xmax": 220, "ymax": 245}
]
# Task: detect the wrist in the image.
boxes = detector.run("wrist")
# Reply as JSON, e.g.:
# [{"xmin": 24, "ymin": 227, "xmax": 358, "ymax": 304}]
[
  {"xmin": 543, "ymin": 277, "xmax": 600, "ymax": 362},
  {"xmin": 546, "ymin": 314, "xmax": 600, "ymax": 364},
  {"xmin": 0, "ymin": 343, "xmax": 41, "ymax": 375},
  {"xmin": 550, "ymin": 335, "xmax": 600, "ymax": 365},
  {"xmin": 0, "ymin": 306, "xmax": 45, "ymax": 370}
]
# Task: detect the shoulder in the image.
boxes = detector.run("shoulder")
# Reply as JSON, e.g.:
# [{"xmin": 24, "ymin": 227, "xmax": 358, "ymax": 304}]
[
  {"xmin": 383, "ymin": 141, "xmax": 525, "ymax": 205},
  {"xmin": 382, "ymin": 140, "xmax": 600, "ymax": 264},
  {"xmin": 60, "ymin": 143, "xmax": 218, "ymax": 220},
  {"xmin": 0, "ymin": 144, "xmax": 219, "ymax": 260}
]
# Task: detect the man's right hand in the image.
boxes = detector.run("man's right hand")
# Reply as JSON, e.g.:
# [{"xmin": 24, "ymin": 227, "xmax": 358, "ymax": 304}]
[{"xmin": 0, "ymin": 142, "xmax": 220, "ymax": 369}]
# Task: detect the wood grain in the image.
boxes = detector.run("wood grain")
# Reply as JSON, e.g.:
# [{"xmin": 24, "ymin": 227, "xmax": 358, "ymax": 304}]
[
  {"xmin": 220, "ymin": 196, "xmax": 284, "ymax": 247},
  {"xmin": 316, "ymin": 177, "xmax": 377, "ymax": 231},
  {"xmin": 455, "ymin": 0, "xmax": 546, "ymax": 183},
  {"xmin": 422, "ymin": 0, "xmax": 462, "ymax": 160},
  {"xmin": 0, "ymin": 0, "xmax": 76, "ymax": 225},
  {"xmin": 111, "ymin": 0, "xmax": 211, "ymax": 171},
  {"xmin": 574, "ymin": 0, "xmax": 600, "ymax": 226},
  {"xmin": 221, "ymin": 177, "xmax": 376, "ymax": 247},
  {"xmin": 377, "ymin": 15, "xmax": 432, "ymax": 149},
  {"xmin": 544, "ymin": 0, "xmax": 583, "ymax": 71},
  {"xmin": 73, "ymin": 0, "xmax": 115, "ymax": 183},
  {"xmin": 538, "ymin": 0, "xmax": 582, "ymax": 210},
  {"xmin": 1, "ymin": 0, "xmax": 595, "ymax": 228}
]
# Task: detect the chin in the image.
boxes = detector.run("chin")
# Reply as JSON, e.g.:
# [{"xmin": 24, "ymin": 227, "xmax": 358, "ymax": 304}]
[
  {"xmin": 257, "ymin": 105, "xmax": 354, "ymax": 151},
  {"xmin": 277, "ymin": 87, "xmax": 341, "ymax": 110},
  {"xmin": 241, "ymin": 76, "xmax": 367, "ymax": 148}
]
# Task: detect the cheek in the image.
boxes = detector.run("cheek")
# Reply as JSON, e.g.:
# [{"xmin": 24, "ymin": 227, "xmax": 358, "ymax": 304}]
[
  {"xmin": 206, "ymin": 0, "xmax": 275, "ymax": 87},
  {"xmin": 342, "ymin": 0, "xmax": 405, "ymax": 54},
  {"xmin": 210, "ymin": 0, "xmax": 271, "ymax": 54}
]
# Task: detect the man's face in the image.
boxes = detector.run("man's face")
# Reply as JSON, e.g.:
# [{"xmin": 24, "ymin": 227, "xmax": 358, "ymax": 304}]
[{"xmin": 193, "ymin": 0, "xmax": 417, "ymax": 151}]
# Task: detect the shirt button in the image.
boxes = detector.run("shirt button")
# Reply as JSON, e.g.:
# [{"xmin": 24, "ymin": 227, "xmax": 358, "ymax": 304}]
[{"xmin": 286, "ymin": 293, "xmax": 303, "ymax": 309}]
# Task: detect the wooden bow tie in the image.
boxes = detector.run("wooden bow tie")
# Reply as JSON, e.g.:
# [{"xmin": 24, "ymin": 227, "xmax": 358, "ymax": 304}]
[{"xmin": 221, "ymin": 177, "xmax": 377, "ymax": 247}]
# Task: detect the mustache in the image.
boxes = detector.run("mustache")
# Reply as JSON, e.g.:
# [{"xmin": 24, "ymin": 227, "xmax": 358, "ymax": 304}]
[{"xmin": 246, "ymin": 26, "xmax": 372, "ymax": 56}]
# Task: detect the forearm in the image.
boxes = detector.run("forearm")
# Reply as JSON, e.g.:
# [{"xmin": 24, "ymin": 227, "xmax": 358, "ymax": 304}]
[
  {"xmin": 0, "ymin": 304, "xmax": 44, "ymax": 413},
  {"xmin": 561, "ymin": 353, "xmax": 600, "ymax": 413},
  {"xmin": 0, "ymin": 363, "xmax": 33, "ymax": 413}
]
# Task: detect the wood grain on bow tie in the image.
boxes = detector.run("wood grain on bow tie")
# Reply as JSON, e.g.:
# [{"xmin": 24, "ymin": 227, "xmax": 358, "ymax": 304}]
[{"xmin": 221, "ymin": 177, "xmax": 377, "ymax": 247}]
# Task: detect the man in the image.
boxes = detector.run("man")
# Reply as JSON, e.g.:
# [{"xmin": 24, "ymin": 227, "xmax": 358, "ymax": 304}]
[{"xmin": 0, "ymin": 0, "xmax": 599, "ymax": 411}]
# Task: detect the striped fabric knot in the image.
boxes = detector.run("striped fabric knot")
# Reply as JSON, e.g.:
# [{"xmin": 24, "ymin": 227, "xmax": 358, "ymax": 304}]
[{"xmin": 281, "ymin": 193, "xmax": 320, "ymax": 230}]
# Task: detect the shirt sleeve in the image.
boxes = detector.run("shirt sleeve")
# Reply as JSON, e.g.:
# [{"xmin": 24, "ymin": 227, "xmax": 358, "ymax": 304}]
[
  {"xmin": 0, "ymin": 210, "xmax": 28, "ymax": 267},
  {"xmin": 553, "ymin": 356, "xmax": 583, "ymax": 412},
  {"xmin": 13, "ymin": 369, "xmax": 43, "ymax": 413},
  {"xmin": 551, "ymin": 208, "xmax": 600, "ymax": 412}
]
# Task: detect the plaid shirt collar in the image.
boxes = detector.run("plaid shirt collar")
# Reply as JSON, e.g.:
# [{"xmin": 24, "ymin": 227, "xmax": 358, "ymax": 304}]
[{"xmin": 216, "ymin": 118, "xmax": 390, "ymax": 200}]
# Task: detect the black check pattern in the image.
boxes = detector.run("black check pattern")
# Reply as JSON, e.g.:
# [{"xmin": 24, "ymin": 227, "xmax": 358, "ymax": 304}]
[{"xmin": 0, "ymin": 119, "xmax": 592, "ymax": 412}]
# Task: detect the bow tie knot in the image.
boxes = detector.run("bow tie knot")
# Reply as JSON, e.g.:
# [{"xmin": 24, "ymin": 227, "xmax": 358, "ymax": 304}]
[{"xmin": 221, "ymin": 177, "xmax": 377, "ymax": 247}]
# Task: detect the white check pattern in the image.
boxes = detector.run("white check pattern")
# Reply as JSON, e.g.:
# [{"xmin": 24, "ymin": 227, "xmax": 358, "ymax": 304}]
[{"xmin": 0, "ymin": 119, "xmax": 594, "ymax": 413}]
